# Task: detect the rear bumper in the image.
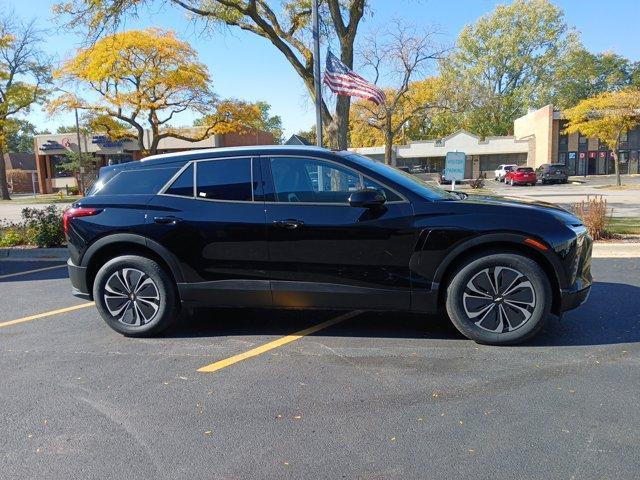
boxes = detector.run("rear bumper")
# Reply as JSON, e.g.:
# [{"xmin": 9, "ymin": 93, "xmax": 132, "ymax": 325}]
[{"xmin": 67, "ymin": 258, "xmax": 92, "ymax": 300}]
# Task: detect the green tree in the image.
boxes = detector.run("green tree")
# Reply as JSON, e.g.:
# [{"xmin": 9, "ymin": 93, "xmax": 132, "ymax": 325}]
[
  {"xmin": 554, "ymin": 48, "xmax": 637, "ymax": 109},
  {"xmin": 0, "ymin": 16, "xmax": 50, "ymax": 199},
  {"xmin": 54, "ymin": 0, "xmax": 368, "ymax": 150},
  {"xmin": 564, "ymin": 88, "xmax": 640, "ymax": 186},
  {"xmin": 5, "ymin": 119, "xmax": 37, "ymax": 153},
  {"xmin": 255, "ymin": 101, "xmax": 283, "ymax": 144},
  {"xmin": 440, "ymin": 0, "xmax": 575, "ymax": 137}
]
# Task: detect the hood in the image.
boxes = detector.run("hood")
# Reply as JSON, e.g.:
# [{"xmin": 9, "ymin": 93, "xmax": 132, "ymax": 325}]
[{"xmin": 459, "ymin": 193, "xmax": 583, "ymax": 226}]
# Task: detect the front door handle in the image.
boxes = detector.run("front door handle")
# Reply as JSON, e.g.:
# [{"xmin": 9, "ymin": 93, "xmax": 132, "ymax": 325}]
[
  {"xmin": 154, "ymin": 216, "xmax": 182, "ymax": 225},
  {"xmin": 273, "ymin": 219, "xmax": 304, "ymax": 230}
]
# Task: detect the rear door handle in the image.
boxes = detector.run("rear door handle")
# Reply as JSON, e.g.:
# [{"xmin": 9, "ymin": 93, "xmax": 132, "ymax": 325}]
[
  {"xmin": 154, "ymin": 216, "xmax": 182, "ymax": 225},
  {"xmin": 273, "ymin": 219, "xmax": 304, "ymax": 230}
]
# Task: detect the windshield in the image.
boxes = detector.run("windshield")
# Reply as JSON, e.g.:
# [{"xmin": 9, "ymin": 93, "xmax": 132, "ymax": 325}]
[{"xmin": 342, "ymin": 153, "xmax": 458, "ymax": 200}]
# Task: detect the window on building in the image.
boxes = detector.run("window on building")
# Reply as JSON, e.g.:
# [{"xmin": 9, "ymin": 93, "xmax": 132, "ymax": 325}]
[
  {"xmin": 578, "ymin": 134, "xmax": 588, "ymax": 145},
  {"xmin": 165, "ymin": 163, "xmax": 194, "ymax": 197},
  {"xmin": 196, "ymin": 158, "xmax": 253, "ymax": 201}
]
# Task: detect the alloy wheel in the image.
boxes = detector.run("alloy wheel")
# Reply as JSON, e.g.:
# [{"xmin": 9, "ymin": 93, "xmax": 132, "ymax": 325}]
[
  {"xmin": 103, "ymin": 268, "xmax": 161, "ymax": 327},
  {"xmin": 462, "ymin": 266, "xmax": 536, "ymax": 333}
]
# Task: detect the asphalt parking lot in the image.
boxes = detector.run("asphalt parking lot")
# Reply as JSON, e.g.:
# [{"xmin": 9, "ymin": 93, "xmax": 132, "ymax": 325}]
[{"xmin": 1, "ymin": 257, "xmax": 639, "ymax": 479}]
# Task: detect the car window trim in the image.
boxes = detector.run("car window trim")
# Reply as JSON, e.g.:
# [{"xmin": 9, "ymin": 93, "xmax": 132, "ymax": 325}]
[
  {"xmin": 158, "ymin": 155, "xmax": 261, "ymax": 204},
  {"xmin": 263, "ymin": 154, "xmax": 408, "ymax": 206}
]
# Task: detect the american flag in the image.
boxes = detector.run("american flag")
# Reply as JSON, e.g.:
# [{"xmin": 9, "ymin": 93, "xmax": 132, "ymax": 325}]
[{"xmin": 323, "ymin": 51, "xmax": 386, "ymax": 105}]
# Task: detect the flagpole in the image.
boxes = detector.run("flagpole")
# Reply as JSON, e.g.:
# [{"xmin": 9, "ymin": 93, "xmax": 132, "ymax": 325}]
[{"xmin": 312, "ymin": 0, "xmax": 323, "ymax": 147}]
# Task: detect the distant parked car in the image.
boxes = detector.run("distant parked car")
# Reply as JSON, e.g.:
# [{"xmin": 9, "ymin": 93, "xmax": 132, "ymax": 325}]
[
  {"xmin": 494, "ymin": 164, "xmax": 518, "ymax": 182},
  {"xmin": 410, "ymin": 164, "xmax": 426, "ymax": 174},
  {"xmin": 439, "ymin": 169, "xmax": 452, "ymax": 185},
  {"xmin": 397, "ymin": 166, "xmax": 411, "ymax": 173},
  {"xmin": 537, "ymin": 163, "xmax": 569, "ymax": 184},
  {"xmin": 505, "ymin": 167, "xmax": 537, "ymax": 186}
]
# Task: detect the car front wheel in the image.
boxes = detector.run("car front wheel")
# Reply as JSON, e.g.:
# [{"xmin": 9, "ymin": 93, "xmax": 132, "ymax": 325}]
[
  {"xmin": 445, "ymin": 253, "xmax": 552, "ymax": 345},
  {"xmin": 93, "ymin": 255, "xmax": 179, "ymax": 337}
]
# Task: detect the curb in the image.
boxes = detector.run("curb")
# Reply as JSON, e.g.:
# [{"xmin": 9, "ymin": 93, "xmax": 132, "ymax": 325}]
[
  {"xmin": 592, "ymin": 242, "xmax": 640, "ymax": 258},
  {"xmin": 0, "ymin": 248, "xmax": 69, "ymax": 261}
]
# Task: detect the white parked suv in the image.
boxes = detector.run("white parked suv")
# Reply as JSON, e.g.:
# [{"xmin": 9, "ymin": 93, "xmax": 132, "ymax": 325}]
[{"xmin": 494, "ymin": 164, "xmax": 518, "ymax": 182}]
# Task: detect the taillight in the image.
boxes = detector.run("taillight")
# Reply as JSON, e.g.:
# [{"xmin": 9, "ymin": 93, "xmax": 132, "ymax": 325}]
[{"xmin": 63, "ymin": 207, "xmax": 100, "ymax": 235}]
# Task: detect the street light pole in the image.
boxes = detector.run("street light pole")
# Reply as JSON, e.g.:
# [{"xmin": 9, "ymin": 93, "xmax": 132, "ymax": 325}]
[{"xmin": 312, "ymin": 0, "xmax": 323, "ymax": 148}]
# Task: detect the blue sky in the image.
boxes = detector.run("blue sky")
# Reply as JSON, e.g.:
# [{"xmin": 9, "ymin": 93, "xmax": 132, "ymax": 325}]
[{"xmin": 7, "ymin": 0, "xmax": 640, "ymax": 138}]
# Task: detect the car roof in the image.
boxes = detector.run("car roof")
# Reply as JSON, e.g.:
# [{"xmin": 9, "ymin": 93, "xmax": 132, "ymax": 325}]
[{"xmin": 133, "ymin": 145, "xmax": 333, "ymax": 167}]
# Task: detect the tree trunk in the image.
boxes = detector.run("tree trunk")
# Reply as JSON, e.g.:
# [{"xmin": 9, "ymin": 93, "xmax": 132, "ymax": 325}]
[
  {"xmin": 383, "ymin": 115, "xmax": 395, "ymax": 165},
  {"xmin": 334, "ymin": 95, "xmax": 351, "ymax": 150},
  {"xmin": 613, "ymin": 150, "xmax": 621, "ymax": 186},
  {"xmin": 0, "ymin": 135, "xmax": 11, "ymax": 200}
]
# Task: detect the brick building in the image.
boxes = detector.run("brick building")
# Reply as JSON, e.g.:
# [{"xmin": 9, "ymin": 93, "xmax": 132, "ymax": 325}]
[{"xmin": 3, "ymin": 153, "xmax": 38, "ymax": 194}]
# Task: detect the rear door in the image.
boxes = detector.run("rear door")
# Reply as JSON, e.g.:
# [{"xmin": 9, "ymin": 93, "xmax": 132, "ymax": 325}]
[
  {"xmin": 261, "ymin": 154, "xmax": 416, "ymax": 310},
  {"xmin": 146, "ymin": 156, "xmax": 271, "ymax": 307}
]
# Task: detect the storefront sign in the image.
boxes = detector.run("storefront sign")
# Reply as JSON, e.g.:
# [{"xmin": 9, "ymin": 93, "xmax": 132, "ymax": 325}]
[{"xmin": 444, "ymin": 151, "xmax": 466, "ymax": 181}]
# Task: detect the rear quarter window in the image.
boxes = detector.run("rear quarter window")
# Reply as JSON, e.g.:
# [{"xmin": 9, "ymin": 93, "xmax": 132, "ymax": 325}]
[{"xmin": 92, "ymin": 167, "xmax": 180, "ymax": 196}]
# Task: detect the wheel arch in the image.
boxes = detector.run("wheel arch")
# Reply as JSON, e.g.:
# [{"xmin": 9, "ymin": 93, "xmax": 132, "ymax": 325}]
[
  {"xmin": 81, "ymin": 234, "xmax": 184, "ymax": 297},
  {"xmin": 433, "ymin": 235, "xmax": 563, "ymax": 315}
]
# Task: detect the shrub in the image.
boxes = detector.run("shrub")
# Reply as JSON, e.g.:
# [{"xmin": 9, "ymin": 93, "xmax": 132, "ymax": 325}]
[
  {"xmin": 21, "ymin": 205, "xmax": 65, "ymax": 248},
  {"xmin": 67, "ymin": 186, "xmax": 80, "ymax": 195},
  {"xmin": 0, "ymin": 227, "xmax": 27, "ymax": 247},
  {"xmin": 469, "ymin": 177, "xmax": 485, "ymax": 189},
  {"xmin": 573, "ymin": 195, "xmax": 615, "ymax": 240}
]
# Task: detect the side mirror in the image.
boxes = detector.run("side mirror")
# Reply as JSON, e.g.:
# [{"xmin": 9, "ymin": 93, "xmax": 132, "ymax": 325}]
[{"xmin": 348, "ymin": 189, "xmax": 386, "ymax": 208}]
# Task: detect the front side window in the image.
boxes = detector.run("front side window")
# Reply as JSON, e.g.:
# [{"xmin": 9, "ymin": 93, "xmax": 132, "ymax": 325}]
[
  {"xmin": 196, "ymin": 158, "xmax": 252, "ymax": 201},
  {"xmin": 269, "ymin": 157, "xmax": 401, "ymax": 203}
]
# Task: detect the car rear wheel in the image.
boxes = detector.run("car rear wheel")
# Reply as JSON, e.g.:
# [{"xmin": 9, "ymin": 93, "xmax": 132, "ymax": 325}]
[
  {"xmin": 93, "ymin": 255, "xmax": 179, "ymax": 337},
  {"xmin": 445, "ymin": 253, "xmax": 552, "ymax": 345}
]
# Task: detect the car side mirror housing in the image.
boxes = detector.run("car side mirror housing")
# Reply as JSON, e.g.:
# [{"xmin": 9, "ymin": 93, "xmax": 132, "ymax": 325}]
[{"xmin": 348, "ymin": 189, "xmax": 387, "ymax": 208}]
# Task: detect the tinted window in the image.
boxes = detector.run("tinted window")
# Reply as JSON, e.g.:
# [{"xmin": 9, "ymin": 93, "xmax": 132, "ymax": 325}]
[
  {"xmin": 517, "ymin": 168, "xmax": 534, "ymax": 172},
  {"xmin": 165, "ymin": 163, "xmax": 194, "ymax": 197},
  {"xmin": 196, "ymin": 158, "xmax": 252, "ymax": 201},
  {"xmin": 342, "ymin": 153, "xmax": 457, "ymax": 201},
  {"xmin": 270, "ymin": 157, "xmax": 401, "ymax": 203},
  {"xmin": 94, "ymin": 167, "xmax": 179, "ymax": 195}
]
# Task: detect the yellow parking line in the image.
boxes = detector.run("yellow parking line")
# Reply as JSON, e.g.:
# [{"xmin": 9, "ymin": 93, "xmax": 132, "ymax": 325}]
[
  {"xmin": 0, "ymin": 264, "xmax": 66, "ymax": 280},
  {"xmin": 197, "ymin": 310, "xmax": 361, "ymax": 373},
  {"xmin": 0, "ymin": 302, "xmax": 94, "ymax": 329}
]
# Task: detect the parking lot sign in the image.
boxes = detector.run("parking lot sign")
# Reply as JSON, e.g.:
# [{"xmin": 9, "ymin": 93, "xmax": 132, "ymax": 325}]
[{"xmin": 445, "ymin": 151, "xmax": 466, "ymax": 189}]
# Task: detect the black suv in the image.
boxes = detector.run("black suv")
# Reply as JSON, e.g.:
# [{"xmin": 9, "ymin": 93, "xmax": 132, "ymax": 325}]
[
  {"xmin": 537, "ymin": 163, "xmax": 569, "ymax": 184},
  {"xmin": 65, "ymin": 146, "xmax": 592, "ymax": 345}
]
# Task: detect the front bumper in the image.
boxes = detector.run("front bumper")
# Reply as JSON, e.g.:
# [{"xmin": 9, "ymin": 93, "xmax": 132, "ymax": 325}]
[
  {"xmin": 559, "ymin": 284, "xmax": 591, "ymax": 312},
  {"xmin": 67, "ymin": 258, "xmax": 92, "ymax": 300}
]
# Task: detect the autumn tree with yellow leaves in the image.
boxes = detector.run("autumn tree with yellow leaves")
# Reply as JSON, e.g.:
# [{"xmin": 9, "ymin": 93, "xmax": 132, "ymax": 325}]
[
  {"xmin": 564, "ymin": 88, "xmax": 640, "ymax": 186},
  {"xmin": 51, "ymin": 28, "xmax": 261, "ymax": 156},
  {"xmin": 0, "ymin": 16, "xmax": 50, "ymax": 200}
]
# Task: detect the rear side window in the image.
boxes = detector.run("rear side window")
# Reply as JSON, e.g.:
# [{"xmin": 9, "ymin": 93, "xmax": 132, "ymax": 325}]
[
  {"xmin": 165, "ymin": 164, "xmax": 194, "ymax": 197},
  {"xmin": 93, "ymin": 167, "xmax": 179, "ymax": 195},
  {"xmin": 196, "ymin": 158, "xmax": 252, "ymax": 201}
]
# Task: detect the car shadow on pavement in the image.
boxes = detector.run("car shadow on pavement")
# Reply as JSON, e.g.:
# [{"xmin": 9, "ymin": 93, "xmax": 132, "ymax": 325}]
[{"xmin": 165, "ymin": 281, "xmax": 639, "ymax": 347}]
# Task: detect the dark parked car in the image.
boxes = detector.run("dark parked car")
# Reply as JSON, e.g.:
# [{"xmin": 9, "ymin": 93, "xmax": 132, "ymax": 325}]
[
  {"xmin": 65, "ymin": 146, "xmax": 592, "ymax": 345},
  {"xmin": 537, "ymin": 163, "xmax": 569, "ymax": 184}
]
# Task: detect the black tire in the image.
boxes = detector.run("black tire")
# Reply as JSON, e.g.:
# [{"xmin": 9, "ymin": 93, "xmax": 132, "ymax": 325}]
[
  {"xmin": 93, "ymin": 255, "xmax": 179, "ymax": 337},
  {"xmin": 445, "ymin": 253, "xmax": 552, "ymax": 345}
]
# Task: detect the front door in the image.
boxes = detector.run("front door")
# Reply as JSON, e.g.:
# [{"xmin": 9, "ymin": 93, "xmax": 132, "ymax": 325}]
[
  {"xmin": 146, "ymin": 156, "xmax": 271, "ymax": 307},
  {"xmin": 261, "ymin": 155, "xmax": 417, "ymax": 310}
]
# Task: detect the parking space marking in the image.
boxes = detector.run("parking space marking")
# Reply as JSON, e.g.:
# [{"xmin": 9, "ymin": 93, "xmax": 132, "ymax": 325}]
[
  {"xmin": 0, "ymin": 302, "xmax": 94, "ymax": 329},
  {"xmin": 0, "ymin": 264, "xmax": 66, "ymax": 280},
  {"xmin": 197, "ymin": 310, "xmax": 361, "ymax": 373}
]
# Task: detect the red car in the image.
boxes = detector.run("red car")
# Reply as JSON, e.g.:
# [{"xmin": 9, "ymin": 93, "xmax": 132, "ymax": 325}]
[{"xmin": 505, "ymin": 167, "xmax": 537, "ymax": 186}]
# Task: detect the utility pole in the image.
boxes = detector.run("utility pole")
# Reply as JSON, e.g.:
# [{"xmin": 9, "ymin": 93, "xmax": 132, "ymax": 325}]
[
  {"xmin": 74, "ymin": 108, "xmax": 84, "ymax": 194},
  {"xmin": 312, "ymin": 0, "xmax": 323, "ymax": 148}
]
